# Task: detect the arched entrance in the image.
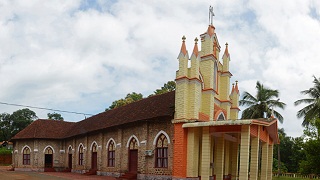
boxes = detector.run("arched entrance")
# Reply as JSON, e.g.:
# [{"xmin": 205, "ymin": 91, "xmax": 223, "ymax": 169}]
[
  {"xmin": 91, "ymin": 143, "xmax": 98, "ymax": 170},
  {"xmin": 128, "ymin": 138, "xmax": 138, "ymax": 172},
  {"xmin": 44, "ymin": 147, "xmax": 53, "ymax": 168}
]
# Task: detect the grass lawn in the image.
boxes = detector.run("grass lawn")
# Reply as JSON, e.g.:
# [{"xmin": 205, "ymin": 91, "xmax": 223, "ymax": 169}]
[{"xmin": 273, "ymin": 177, "xmax": 306, "ymax": 180}]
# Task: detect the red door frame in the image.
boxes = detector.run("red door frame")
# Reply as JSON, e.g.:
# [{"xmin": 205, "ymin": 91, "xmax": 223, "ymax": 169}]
[
  {"xmin": 91, "ymin": 152, "xmax": 98, "ymax": 170},
  {"xmin": 128, "ymin": 149, "xmax": 138, "ymax": 172}
]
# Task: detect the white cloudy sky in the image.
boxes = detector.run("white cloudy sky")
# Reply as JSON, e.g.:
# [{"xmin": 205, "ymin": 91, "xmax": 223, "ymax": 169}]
[{"xmin": 0, "ymin": 0, "xmax": 319, "ymax": 137}]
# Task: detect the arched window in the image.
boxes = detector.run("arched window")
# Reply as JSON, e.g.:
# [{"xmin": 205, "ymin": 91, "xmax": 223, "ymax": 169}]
[
  {"xmin": 213, "ymin": 62, "xmax": 218, "ymax": 90},
  {"xmin": 92, "ymin": 143, "xmax": 97, "ymax": 153},
  {"xmin": 45, "ymin": 147, "xmax": 53, "ymax": 154},
  {"xmin": 107, "ymin": 141, "xmax": 115, "ymax": 167},
  {"xmin": 129, "ymin": 138, "xmax": 138, "ymax": 150},
  {"xmin": 79, "ymin": 145, "xmax": 84, "ymax": 165},
  {"xmin": 155, "ymin": 134, "xmax": 168, "ymax": 168},
  {"xmin": 23, "ymin": 147, "xmax": 30, "ymax": 165},
  {"xmin": 217, "ymin": 112, "xmax": 225, "ymax": 121}
]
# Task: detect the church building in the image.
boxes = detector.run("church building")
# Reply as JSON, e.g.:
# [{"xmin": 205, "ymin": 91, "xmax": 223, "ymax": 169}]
[{"xmin": 11, "ymin": 20, "xmax": 279, "ymax": 180}]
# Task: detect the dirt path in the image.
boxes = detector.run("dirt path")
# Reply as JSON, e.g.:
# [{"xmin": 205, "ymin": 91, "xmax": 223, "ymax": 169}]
[{"xmin": 0, "ymin": 166, "xmax": 117, "ymax": 180}]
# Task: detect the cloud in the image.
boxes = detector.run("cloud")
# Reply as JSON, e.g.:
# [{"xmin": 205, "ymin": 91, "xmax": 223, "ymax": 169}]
[{"xmin": 0, "ymin": 0, "xmax": 319, "ymax": 137}]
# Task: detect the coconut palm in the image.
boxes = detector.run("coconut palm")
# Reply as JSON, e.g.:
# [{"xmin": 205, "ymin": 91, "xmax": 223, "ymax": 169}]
[
  {"xmin": 240, "ymin": 81, "xmax": 286, "ymax": 123},
  {"xmin": 294, "ymin": 76, "xmax": 320, "ymax": 127}
]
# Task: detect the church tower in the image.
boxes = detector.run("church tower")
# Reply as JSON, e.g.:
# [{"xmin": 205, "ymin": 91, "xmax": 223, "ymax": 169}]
[{"xmin": 173, "ymin": 9, "xmax": 240, "ymax": 179}]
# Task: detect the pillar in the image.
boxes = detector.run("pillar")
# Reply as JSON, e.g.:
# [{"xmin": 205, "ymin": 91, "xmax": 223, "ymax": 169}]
[
  {"xmin": 238, "ymin": 125, "xmax": 250, "ymax": 180},
  {"xmin": 250, "ymin": 137, "xmax": 259, "ymax": 180},
  {"xmin": 260, "ymin": 141, "xmax": 269, "ymax": 180},
  {"xmin": 201, "ymin": 127, "xmax": 211, "ymax": 180},
  {"xmin": 224, "ymin": 141, "xmax": 230, "ymax": 175},
  {"xmin": 267, "ymin": 144, "xmax": 274, "ymax": 180},
  {"xmin": 231, "ymin": 141, "xmax": 239, "ymax": 180},
  {"xmin": 215, "ymin": 135, "xmax": 225, "ymax": 180},
  {"xmin": 187, "ymin": 127, "xmax": 200, "ymax": 177}
]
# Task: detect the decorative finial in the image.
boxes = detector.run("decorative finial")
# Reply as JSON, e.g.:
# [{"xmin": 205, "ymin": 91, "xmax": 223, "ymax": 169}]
[
  {"xmin": 194, "ymin": 37, "xmax": 198, "ymax": 44},
  {"xmin": 209, "ymin": 6, "xmax": 215, "ymax": 25},
  {"xmin": 225, "ymin": 42, "xmax": 228, "ymax": 46},
  {"xmin": 182, "ymin": 35, "xmax": 186, "ymax": 42},
  {"xmin": 235, "ymin": 80, "xmax": 238, "ymax": 84}
]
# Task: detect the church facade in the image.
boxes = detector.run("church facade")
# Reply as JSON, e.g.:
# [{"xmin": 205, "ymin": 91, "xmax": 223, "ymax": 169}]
[{"xmin": 11, "ymin": 23, "xmax": 279, "ymax": 180}]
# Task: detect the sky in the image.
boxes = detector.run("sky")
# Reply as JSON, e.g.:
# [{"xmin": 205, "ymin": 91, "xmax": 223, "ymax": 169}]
[{"xmin": 0, "ymin": 0, "xmax": 319, "ymax": 137}]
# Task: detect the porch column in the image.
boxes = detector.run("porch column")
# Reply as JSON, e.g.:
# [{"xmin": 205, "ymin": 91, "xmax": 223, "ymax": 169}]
[
  {"xmin": 215, "ymin": 135, "xmax": 225, "ymax": 180},
  {"xmin": 187, "ymin": 127, "xmax": 200, "ymax": 177},
  {"xmin": 250, "ymin": 126, "xmax": 260, "ymax": 180},
  {"xmin": 231, "ymin": 141, "xmax": 239, "ymax": 180},
  {"xmin": 224, "ymin": 141, "xmax": 230, "ymax": 175},
  {"xmin": 201, "ymin": 127, "xmax": 211, "ymax": 180},
  {"xmin": 239, "ymin": 125, "xmax": 250, "ymax": 180},
  {"xmin": 267, "ymin": 143, "xmax": 274, "ymax": 180},
  {"xmin": 260, "ymin": 141, "xmax": 269, "ymax": 180},
  {"xmin": 250, "ymin": 137, "xmax": 259, "ymax": 180}
]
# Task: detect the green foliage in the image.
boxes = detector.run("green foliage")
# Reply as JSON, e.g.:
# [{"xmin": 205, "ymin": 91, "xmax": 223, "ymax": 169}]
[
  {"xmin": 0, "ymin": 147, "xmax": 11, "ymax": 155},
  {"xmin": 299, "ymin": 118, "xmax": 320, "ymax": 174},
  {"xmin": 106, "ymin": 92, "xmax": 143, "ymax": 111},
  {"xmin": 152, "ymin": 81, "xmax": 176, "ymax": 95},
  {"xmin": 0, "ymin": 108, "xmax": 37, "ymax": 141},
  {"xmin": 240, "ymin": 81, "xmax": 286, "ymax": 123},
  {"xmin": 294, "ymin": 76, "xmax": 320, "ymax": 127},
  {"xmin": 47, "ymin": 112, "xmax": 64, "ymax": 121},
  {"xmin": 105, "ymin": 81, "xmax": 175, "ymax": 111}
]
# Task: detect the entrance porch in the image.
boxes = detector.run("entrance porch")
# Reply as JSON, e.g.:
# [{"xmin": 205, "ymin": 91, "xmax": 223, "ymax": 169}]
[{"xmin": 174, "ymin": 119, "xmax": 278, "ymax": 180}]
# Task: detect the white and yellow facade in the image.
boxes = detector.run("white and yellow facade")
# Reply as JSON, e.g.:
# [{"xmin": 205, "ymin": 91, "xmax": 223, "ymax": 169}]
[{"xmin": 172, "ymin": 24, "xmax": 279, "ymax": 180}]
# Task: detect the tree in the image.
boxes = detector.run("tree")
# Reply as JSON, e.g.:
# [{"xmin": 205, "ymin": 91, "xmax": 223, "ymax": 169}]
[
  {"xmin": 239, "ymin": 81, "xmax": 286, "ymax": 122},
  {"xmin": 0, "ymin": 108, "xmax": 37, "ymax": 141},
  {"xmin": 240, "ymin": 81, "xmax": 286, "ymax": 176},
  {"xmin": 11, "ymin": 108, "xmax": 37, "ymax": 135},
  {"xmin": 153, "ymin": 81, "xmax": 176, "ymax": 95},
  {"xmin": 47, "ymin": 112, "xmax": 64, "ymax": 121},
  {"xmin": 0, "ymin": 113, "xmax": 13, "ymax": 141},
  {"xmin": 273, "ymin": 128, "xmax": 305, "ymax": 173},
  {"xmin": 299, "ymin": 118, "xmax": 320, "ymax": 174},
  {"xmin": 106, "ymin": 92, "xmax": 143, "ymax": 111},
  {"xmin": 294, "ymin": 76, "xmax": 320, "ymax": 127}
]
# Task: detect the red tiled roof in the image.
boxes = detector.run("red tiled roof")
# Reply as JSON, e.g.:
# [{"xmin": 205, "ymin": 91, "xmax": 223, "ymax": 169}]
[
  {"xmin": 11, "ymin": 91, "xmax": 175, "ymax": 140},
  {"xmin": 11, "ymin": 119, "xmax": 75, "ymax": 140}
]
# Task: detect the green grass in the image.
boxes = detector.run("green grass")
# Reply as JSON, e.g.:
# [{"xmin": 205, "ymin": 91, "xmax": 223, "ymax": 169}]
[{"xmin": 273, "ymin": 177, "xmax": 306, "ymax": 180}]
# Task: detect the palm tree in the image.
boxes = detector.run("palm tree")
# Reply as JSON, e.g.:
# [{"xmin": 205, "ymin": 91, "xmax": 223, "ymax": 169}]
[
  {"xmin": 240, "ymin": 81, "xmax": 286, "ymax": 176},
  {"xmin": 240, "ymin": 81, "xmax": 286, "ymax": 123},
  {"xmin": 294, "ymin": 76, "xmax": 320, "ymax": 127}
]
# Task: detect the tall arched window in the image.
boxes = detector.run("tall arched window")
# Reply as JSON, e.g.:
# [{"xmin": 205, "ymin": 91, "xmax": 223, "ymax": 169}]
[
  {"xmin": 155, "ymin": 134, "xmax": 168, "ymax": 168},
  {"xmin": 92, "ymin": 143, "xmax": 97, "ymax": 153},
  {"xmin": 213, "ymin": 62, "xmax": 218, "ymax": 90},
  {"xmin": 23, "ymin": 147, "xmax": 30, "ymax": 165},
  {"xmin": 79, "ymin": 145, "xmax": 84, "ymax": 165},
  {"xmin": 107, "ymin": 141, "xmax": 115, "ymax": 167}
]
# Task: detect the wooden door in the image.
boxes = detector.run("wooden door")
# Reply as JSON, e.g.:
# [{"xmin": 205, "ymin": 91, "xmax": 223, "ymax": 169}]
[
  {"xmin": 45, "ymin": 154, "xmax": 53, "ymax": 168},
  {"xmin": 129, "ymin": 150, "xmax": 138, "ymax": 172},
  {"xmin": 91, "ymin": 152, "xmax": 97, "ymax": 170},
  {"xmin": 68, "ymin": 154, "xmax": 72, "ymax": 169}
]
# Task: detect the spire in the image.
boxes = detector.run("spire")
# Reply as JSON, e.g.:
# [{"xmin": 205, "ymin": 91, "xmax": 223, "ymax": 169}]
[
  {"xmin": 223, "ymin": 42, "xmax": 230, "ymax": 58},
  {"xmin": 207, "ymin": 25, "xmax": 215, "ymax": 37},
  {"xmin": 192, "ymin": 37, "xmax": 199, "ymax": 57},
  {"xmin": 231, "ymin": 83, "xmax": 235, "ymax": 93},
  {"xmin": 180, "ymin": 36, "xmax": 187, "ymax": 56},
  {"xmin": 235, "ymin": 80, "xmax": 239, "ymax": 94}
]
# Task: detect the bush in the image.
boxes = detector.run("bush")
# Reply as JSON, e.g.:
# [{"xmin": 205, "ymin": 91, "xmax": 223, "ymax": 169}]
[{"xmin": 0, "ymin": 147, "xmax": 12, "ymax": 155}]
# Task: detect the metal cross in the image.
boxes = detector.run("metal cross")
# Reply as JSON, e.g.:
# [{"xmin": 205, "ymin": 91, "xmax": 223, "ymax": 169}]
[{"xmin": 209, "ymin": 6, "xmax": 215, "ymax": 25}]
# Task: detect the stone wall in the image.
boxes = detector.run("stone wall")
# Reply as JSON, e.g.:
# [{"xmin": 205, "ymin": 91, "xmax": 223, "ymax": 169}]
[{"xmin": 13, "ymin": 117, "xmax": 174, "ymax": 178}]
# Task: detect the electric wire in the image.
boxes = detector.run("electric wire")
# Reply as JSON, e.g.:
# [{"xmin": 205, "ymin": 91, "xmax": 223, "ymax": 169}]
[{"xmin": 0, "ymin": 101, "xmax": 94, "ymax": 116}]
